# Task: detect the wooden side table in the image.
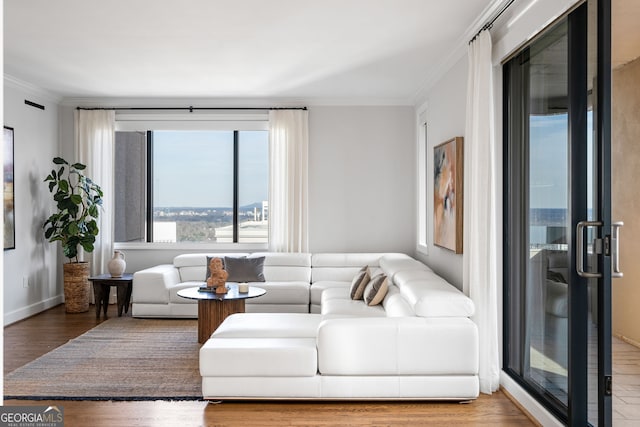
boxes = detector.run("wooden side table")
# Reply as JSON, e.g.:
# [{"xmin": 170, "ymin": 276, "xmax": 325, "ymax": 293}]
[
  {"xmin": 88, "ymin": 273, "xmax": 134, "ymax": 319},
  {"xmin": 177, "ymin": 284, "xmax": 266, "ymax": 343}
]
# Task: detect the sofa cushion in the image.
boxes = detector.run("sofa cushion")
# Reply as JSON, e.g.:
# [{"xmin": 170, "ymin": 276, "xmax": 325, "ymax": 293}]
[
  {"xmin": 200, "ymin": 338, "xmax": 318, "ymax": 377},
  {"xmin": 321, "ymin": 287, "xmax": 350, "ymax": 301},
  {"xmin": 321, "ymin": 288, "xmax": 386, "ymax": 317},
  {"xmin": 349, "ymin": 266, "xmax": 371, "ymax": 300},
  {"xmin": 364, "ymin": 274, "xmax": 388, "ymax": 306},
  {"xmin": 382, "ymin": 285, "xmax": 415, "ymax": 317},
  {"xmin": 132, "ymin": 264, "xmax": 179, "ymax": 304},
  {"xmin": 311, "ymin": 253, "xmax": 385, "ymax": 283},
  {"xmin": 379, "ymin": 253, "xmax": 432, "ymax": 283},
  {"xmin": 412, "ymin": 287, "xmax": 474, "ymax": 318},
  {"xmin": 394, "ymin": 270, "xmax": 474, "ymax": 317},
  {"xmin": 244, "ymin": 281, "xmax": 310, "ymax": 305},
  {"xmin": 252, "ymin": 252, "xmax": 312, "ymax": 282},
  {"xmin": 212, "ymin": 313, "xmax": 323, "ymax": 338},
  {"xmin": 225, "ymin": 256, "xmax": 266, "ymax": 282},
  {"xmin": 309, "ymin": 281, "xmax": 349, "ymax": 308},
  {"xmin": 312, "ymin": 253, "xmax": 386, "ymax": 268},
  {"xmin": 317, "ymin": 317, "xmax": 478, "ymax": 376}
]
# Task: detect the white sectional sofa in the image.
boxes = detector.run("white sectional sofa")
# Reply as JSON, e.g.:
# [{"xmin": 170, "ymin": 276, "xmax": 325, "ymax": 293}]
[
  {"xmin": 133, "ymin": 252, "xmax": 404, "ymax": 317},
  {"xmin": 200, "ymin": 254, "xmax": 478, "ymax": 400},
  {"xmin": 132, "ymin": 252, "xmax": 313, "ymax": 317},
  {"xmin": 133, "ymin": 252, "xmax": 479, "ymax": 400}
]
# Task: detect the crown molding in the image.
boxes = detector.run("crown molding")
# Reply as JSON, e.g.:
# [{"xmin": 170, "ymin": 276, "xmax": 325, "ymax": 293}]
[
  {"xmin": 295, "ymin": 97, "xmax": 414, "ymax": 107},
  {"xmin": 411, "ymin": 0, "xmax": 511, "ymax": 106},
  {"xmin": 60, "ymin": 96, "xmax": 414, "ymax": 108},
  {"xmin": 3, "ymin": 74, "xmax": 64, "ymax": 104}
]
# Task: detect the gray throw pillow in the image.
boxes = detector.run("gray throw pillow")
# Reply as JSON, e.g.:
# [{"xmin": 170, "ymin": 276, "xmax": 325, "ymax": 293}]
[
  {"xmin": 205, "ymin": 256, "xmax": 226, "ymax": 281},
  {"xmin": 364, "ymin": 274, "xmax": 388, "ymax": 306},
  {"xmin": 350, "ymin": 266, "xmax": 371, "ymax": 300},
  {"xmin": 224, "ymin": 256, "xmax": 266, "ymax": 282}
]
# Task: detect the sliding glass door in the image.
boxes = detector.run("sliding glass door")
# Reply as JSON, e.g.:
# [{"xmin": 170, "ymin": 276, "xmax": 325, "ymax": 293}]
[{"xmin": 503, "ymin": 1, "xmax": 613, "ymax": 425}]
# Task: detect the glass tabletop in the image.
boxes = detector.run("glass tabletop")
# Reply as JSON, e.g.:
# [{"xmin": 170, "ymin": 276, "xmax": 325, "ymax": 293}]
[{"xmin": 177, "ymin": 283, "xmax": 266, "ymax": 301}]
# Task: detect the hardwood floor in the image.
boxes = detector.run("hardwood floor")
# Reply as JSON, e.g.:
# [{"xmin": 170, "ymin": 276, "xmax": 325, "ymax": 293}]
[
  {"xmin": 613, "ymin": 336, "xmax": 640, "ymax": 426},
  {"xmin": 3, "ymin": 304, "xmax": 107, "ymax": 375},
  {"xmin": 3, "ymin": 305, "xmax": 535, "ymax": 427}
]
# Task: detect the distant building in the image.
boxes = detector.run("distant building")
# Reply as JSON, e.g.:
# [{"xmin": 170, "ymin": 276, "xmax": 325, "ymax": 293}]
[
  {"xmin": 153, "ymin": 222, "xmax": 177, "ymax": 243},
  {"xmin": 214, "ymin": 220, "xmax": 268, "ymax": 243}
]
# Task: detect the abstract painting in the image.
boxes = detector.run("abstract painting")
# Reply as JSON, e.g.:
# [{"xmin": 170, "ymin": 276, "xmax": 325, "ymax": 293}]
[
  {"xmin": 434, "ymin": 136, "xmax": 463, "ymax": 253},
  {"xmin": 4, "ymin": 126, "xmax": 15, "ymax": 250}
]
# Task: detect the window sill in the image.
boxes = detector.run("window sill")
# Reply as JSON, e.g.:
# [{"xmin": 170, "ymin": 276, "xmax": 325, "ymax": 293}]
[{"xmin": 416, "ymin": 244, "xmax": 429, "ymax": 256}]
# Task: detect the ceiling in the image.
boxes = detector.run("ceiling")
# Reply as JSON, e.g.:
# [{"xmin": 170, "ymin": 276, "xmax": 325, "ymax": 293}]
[
  {"xmin": 3, "ymin": 0, "xmax": 497, "ymax": 103},
  {"xmin": 5, "ymin": 1, "xmax": 638, "ymax": 104}
]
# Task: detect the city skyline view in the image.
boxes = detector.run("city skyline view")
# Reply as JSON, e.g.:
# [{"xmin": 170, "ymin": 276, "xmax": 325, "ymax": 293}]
[{"xmin": 152, "ymin": 130, "xmax": 268, "ymax": 208}]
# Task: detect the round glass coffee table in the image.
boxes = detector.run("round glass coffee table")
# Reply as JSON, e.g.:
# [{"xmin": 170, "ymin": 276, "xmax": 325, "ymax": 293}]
[{"xmin": 177, "ymin": 284, "xmax": 266, "ymax": 343}]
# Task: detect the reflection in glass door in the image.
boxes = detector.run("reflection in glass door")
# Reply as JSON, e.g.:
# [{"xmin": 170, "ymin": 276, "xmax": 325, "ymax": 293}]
[{"xmin": 504, "ymin": 15, "xmax": 572, "ymax": 408}]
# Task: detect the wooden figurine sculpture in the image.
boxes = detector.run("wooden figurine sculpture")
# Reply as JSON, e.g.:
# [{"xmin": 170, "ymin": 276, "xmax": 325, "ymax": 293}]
[{"xmin": 207, "ymin": 257, "xmax": 229, "ymax": 294}]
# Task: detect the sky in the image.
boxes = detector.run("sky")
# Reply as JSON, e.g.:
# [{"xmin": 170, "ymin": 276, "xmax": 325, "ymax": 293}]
[
  {"xmin": 529, "ymin": 111, "xmax": 594, "ymax": 210},
  {"xmin": 153, "ymin": 130, "xmax": 268, "ymax": 208},
  {"xmin": 529, "ymin": 113, "xmax": 568, "ymax": 209}
]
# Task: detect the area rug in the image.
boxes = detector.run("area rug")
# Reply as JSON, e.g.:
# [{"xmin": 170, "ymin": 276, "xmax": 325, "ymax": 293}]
[{"xmin": 4, "ymin": 317, "xmax": 202, "ymax": 401}]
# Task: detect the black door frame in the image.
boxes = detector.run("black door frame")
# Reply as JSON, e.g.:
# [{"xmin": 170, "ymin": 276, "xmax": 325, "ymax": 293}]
[
  {"xmin": 596, "ymin": 0, "xmax": 613, "ymax": 425},
  {"xmin": 567, "ymin": 3, "xmax": 589, "ymax": 425}
]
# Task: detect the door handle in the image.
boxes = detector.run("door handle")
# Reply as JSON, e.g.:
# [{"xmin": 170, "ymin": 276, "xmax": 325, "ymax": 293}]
[
  {"xmin": 612, "ymin": 221, "xmax": 624, "ymax": 278},
  {"xmin": 576, "ymin": 220, "xmax": 603, "ymax": 278}
]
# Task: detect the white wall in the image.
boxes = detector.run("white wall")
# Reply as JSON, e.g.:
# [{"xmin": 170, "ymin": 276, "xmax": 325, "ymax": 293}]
[
  {"xmin": 3, "ymin": 78, "xmax": 62, "ymax": 325},
  {"xmin": 414, "ymin": 56, "xmax": 468, "ymax": 289},
  {"xmin": 612, "ymin": 56, "xmax": 640, "ymax": 345},
  {"xmin": 308, "ymin": 106, "xmax": 416, "ymax": 254}
]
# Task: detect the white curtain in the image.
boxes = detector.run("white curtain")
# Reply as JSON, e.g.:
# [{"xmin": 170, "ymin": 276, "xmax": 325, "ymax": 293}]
[
  {"xmin": 463, "ymin": 30, "xmax": 500, "ymax": 394},
  {"xmin": 268, "ymin": 110, "xmax": 309, "ymax": 252},
  {"xmin": 74, "ymin": 110, "xmax": 115, "ymax": 277}
]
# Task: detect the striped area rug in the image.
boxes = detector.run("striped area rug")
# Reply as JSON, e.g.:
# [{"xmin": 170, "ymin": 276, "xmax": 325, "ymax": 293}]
[{"xmin": 4, "ymin": 317, "xmax": 202, "ymax": 400}]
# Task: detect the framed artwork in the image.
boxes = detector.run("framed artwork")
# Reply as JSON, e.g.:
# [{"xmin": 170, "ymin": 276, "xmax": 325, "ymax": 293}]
[
  {"xmin": 4, "ymin": 126, "xmax": 15, "ymax": 250},
  {"xmin": 433, "ymin": 136, "xmax": 463, "ymax": 253}
]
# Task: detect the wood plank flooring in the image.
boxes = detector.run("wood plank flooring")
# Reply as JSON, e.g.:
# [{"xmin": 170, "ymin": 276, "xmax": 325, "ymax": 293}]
[
  {"xmin": 613, "ymin": 336, "xmax": 640, "ymax": 426},
  {"xmin": 3, "ymin": 304, "xmax": 536, "ymax": 427}
]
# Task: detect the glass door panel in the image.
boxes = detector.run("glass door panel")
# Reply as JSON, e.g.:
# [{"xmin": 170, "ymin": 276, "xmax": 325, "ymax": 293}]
[
  {"xmin": 526, "ymin": 18, "xmax": 570, "ymax": 406},
  {"xmin": 504, "ymin": 15, "xmax": 572, "ymax": 411},
  {"xmin": 504, "ymin": 1, "xmax": 613, "ymax": 424}
]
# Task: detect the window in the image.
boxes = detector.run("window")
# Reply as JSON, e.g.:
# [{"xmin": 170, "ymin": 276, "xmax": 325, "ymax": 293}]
[
  {"xmin": 416, "ymin": 107, "xmax": 428, "ymax": 254},
  {"xmin": 114, "ymin": 121, "xmax": 269, "ymax": 245}
]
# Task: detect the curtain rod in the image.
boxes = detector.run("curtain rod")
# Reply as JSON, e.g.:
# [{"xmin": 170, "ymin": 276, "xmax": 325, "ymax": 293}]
[
  {"xmin": 469, "ymin": 0, "xmax": 516, "ymax": 44},
  {"xmin": 76, "ymin": 106, "xmax": 307, "ymax": 112}
]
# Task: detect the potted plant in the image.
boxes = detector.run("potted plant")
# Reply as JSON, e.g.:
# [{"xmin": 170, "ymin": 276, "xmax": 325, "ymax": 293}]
[{"xmin": 43, "ymin": 157, "xmax": 103, "ymax": 313}]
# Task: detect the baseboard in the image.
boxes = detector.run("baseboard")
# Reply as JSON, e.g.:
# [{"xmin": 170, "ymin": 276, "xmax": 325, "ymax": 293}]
[
  {"xmin": 500, "ymin": 371, "xmax": 563, "ymax": 427},
  {"xmin": 4, "ymin": 295, "xmax": 64, "ymax": 326},
  {"xmin": 614, "ymin": 332, "xmax": 640, "ymax": 349}
]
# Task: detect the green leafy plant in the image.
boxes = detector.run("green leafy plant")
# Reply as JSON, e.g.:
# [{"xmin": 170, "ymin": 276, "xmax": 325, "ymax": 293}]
[{"xmin": 43, "ymin": 157, "xmax": 103, "ymax": 262}]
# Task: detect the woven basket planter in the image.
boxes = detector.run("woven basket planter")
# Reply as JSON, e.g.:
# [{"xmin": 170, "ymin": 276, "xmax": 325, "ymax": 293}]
[{"xmin": 63, "ymin": 262, "xmax": 90, "ymax": 313}]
